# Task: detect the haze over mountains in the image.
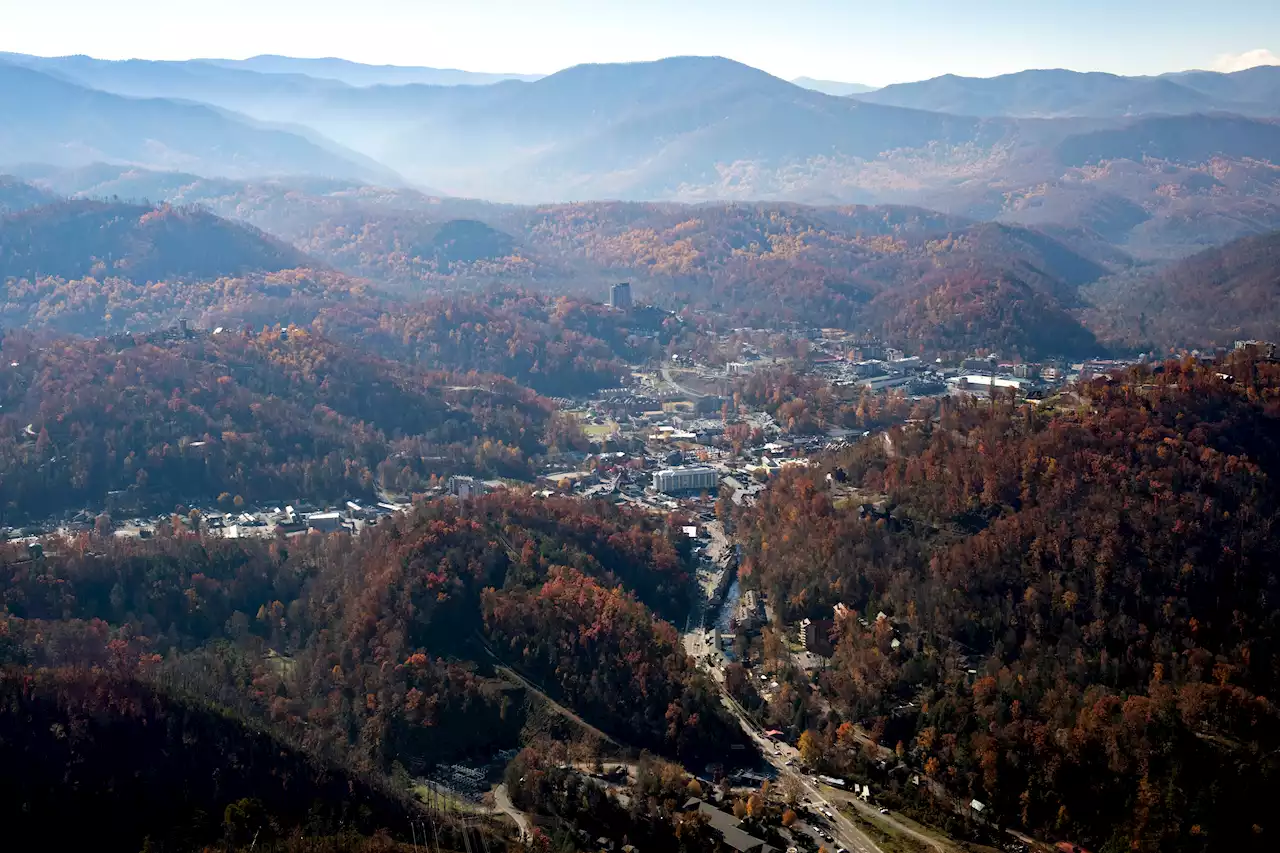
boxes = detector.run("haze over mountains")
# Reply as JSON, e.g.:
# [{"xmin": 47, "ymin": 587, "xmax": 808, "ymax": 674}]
[
  {"xmin": 790, "ymin": 76, "xmax": 878, "ymax": 96},
  {"xmin": 0, "ymin": 61, "xmax": 393, "ymax": 182},
  {"xmin": 3, "ymin": 51, "xmax": 1280, "ymax": 236},
  {"xmin": 199, "ymin": 55, "xmax": 541, "ymax": 86},
  {"xmin": 3, "ymin": 49, "xmax": 1280, "ymax": 281}
]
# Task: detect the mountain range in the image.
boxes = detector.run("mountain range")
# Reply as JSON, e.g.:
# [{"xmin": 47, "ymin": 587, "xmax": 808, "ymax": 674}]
[
  {"xmin": 2, "ymin": 52, "xmax": 1280, "ymax": 260},
  {"xmin": 0, "ymin": 61, "xmax": 392, "ymax": 182},
  {"xmin": 852, "ymin": 65, "xmax": 1280, "ymax": 117}
]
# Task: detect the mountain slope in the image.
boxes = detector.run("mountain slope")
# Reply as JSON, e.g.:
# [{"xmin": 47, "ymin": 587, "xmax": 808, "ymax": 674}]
[
  {"xmin": 0, "ymin": 62, "xmax": 383, "ymax": 180},
  {"xmin": 1082, "ymin": 227, "xmax": 1280, "ymax": 348},
  {"xmin": 0, "ymin": 669, "xmax": 420, "ymax": 853},
  {"xmin": 1055, "ymin": 113, "xmax": 1280, "ymax": 166},
  {"xmin": 0, "ymin": 176, "xmax": 58, "ymax": 213},
  {"xmin": 743, "ymin": 353, "xmax": 1280, "ymax": 852},
  {"xmin": 0, "ymin": 200, "xmax": 310, "ymax": 283},
  {"xmin": 0, "ymin": 328, "xmax": 550, "ymax": 520},
  {"xmin": 279, "ymin": 56, "xmax": 1014, "ymax": 200}
]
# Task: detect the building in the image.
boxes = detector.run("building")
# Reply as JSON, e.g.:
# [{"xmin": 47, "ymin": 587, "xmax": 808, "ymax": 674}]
[
  {"xmin": 652, "ymin": 466, "xmax": 718, "ymax": 494},
  {"xmin": 1235, "ymin": 339, "xmax": 1277, "ymax": 358},
  {"xmin": 950, "ymin": 374, "xmax": 1028, "ymax": 393},
  {"xmin": 963, "ymin": 356, "xmax": 998, "ymax": 372},
  {"xmin": 735, "ymin": 589, "xmax": 764, "ymax": 630},
  {"xmin": 448, "ymin": 475, "xmax": 488, "ymax": 500},
  {"xmin": 306, "ymin": 511, "xmax": 343, "ymax": 533},
  {"xmin": 695, "ymin": 395, "xmax": 725, "ymax": 415},
  {"xmin": 800, "ymin": 617, "xmax": 836, "ymax": 658},
  {"xmin": 609, "ymin": 282, "xmax": 633, "ymax": 310},
  {"xmin": 681, "ymin": 800, "xmax": 776, "ymax": 853}
]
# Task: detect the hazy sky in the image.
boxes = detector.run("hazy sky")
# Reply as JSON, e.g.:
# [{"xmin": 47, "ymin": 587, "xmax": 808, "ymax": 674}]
[{"xmin": 3, "ymin": 0, "xmax": 1278, "ymax": 86}]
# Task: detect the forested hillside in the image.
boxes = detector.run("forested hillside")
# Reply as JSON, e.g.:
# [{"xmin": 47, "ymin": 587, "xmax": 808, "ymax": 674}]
[
  {"xmin": 1083, "ymin": 228, "xmax": 1280, "ymax": 349},
  {"xmin": 0, "ymin": 175, "xmax": 57, "ymax": 214},
  {"xmin": 0, "ymin": 669, "xmax": 424, "ymax": 853},
  {"xmin": 0, "ymin": 492, "xmax": 737, "ymax": 780},
  {"xmin": 0, "ymin": 328, "xmax": 549, "ymax": 521},
  {"xmin": 0, "ymin": 200, "xmax": 309, "ymax": 283},
  {"xmin": 15, "ymin": 168, "xmax": 1280, "ymax": 356},
  {"xmin": 736, "ymin": 351, "xmax": 1280, "ymax": 852}
]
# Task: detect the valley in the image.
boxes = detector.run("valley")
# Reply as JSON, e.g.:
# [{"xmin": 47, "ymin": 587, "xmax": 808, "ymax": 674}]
[{"xmin": 1, "ymin": 25, "xmax": 1279, "ymax": 853}]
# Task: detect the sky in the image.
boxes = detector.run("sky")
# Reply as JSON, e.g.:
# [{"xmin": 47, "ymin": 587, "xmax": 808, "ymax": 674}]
[{"xmin": 1, "ymin": 0, "xmax": 1278, "ymax": 86}]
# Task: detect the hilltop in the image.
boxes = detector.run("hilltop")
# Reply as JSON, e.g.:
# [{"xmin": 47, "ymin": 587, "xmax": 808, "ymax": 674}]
[{"xmin": 0, "ymin": 199, "xmax": 310, "ymax": 284}]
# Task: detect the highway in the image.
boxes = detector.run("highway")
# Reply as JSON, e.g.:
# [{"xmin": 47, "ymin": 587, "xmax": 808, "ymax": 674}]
[
  {"xmin": 684, "ymin": 619, "xmax": 881, "ymax": 853},
  {"xmin": 684, "ymin": 619, "xmax": 958, "ymax": 853},
  {"xmin": 713, "ymin": 685, "xmax": 883, "ymax": 853}
]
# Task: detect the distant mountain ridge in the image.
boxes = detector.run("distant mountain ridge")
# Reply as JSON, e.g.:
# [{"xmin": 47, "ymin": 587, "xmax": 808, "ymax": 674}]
[
  {"xmin": 3, "ymin": 53, "xmax": 1280, "ymax": 258},
  {"xmin": 0, "ymin": 175, "xmax": 58, "ymax": 214},
  {"xmin": 201, "ymin": 54, "xmax": 542, "ymax": 86},
  {"xmin": 852, "ymin": 65, "xmax": 1280, "ymax": 117},
  {"xmin": 0, "ymin": 61, "xmax": 386, "ymax": 181},
  {"xmin": 791, "ymin": 76, "xmax": 878, "ymax": 96}
]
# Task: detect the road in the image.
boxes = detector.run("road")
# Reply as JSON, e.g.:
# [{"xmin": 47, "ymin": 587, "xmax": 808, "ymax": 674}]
[
  {"xmin": 493, "ymin": 784, "xmax": 532, "ymax": 841},
  {"xmin": 661, "ymin": 364, "xmax": 708, "ymax": 399},
  {"xmin": 713, "ymin": 685, "xmax": 884, "ymax": 853},
  {"xmin": 825, "ymin": 787, "xmax": 952, "ymax": 853}
]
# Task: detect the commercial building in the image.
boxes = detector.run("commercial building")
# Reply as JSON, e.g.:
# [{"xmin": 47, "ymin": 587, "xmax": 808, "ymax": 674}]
[
  {"xmin": 950, "ymin": 374, "xmax": 1028, "ymax": 393},
  {"xmin": 652, "ymin": 466, "xmax": 718, "ymax": 494},
  {"xmin": 306, "ymin": 511, "xmax": 343, "ymax": 533},
  {"xmin": 609, "ymin": 282, "xmax": 633, "ymax": 310},
  {"xmin": 448, "ymin": 475, "xmax": 488, "ymax": 500}
]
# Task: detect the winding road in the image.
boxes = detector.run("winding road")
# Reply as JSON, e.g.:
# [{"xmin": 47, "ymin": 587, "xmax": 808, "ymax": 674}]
[{"xmin": 493, "ymin": 784, "xmax": 532, "ymax": 841}]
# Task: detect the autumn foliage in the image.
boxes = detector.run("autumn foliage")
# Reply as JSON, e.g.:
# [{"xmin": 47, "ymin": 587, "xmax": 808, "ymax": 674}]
[{"xmin": 739, "ymin": 352, "xmax": 1280, "ymax": 851}]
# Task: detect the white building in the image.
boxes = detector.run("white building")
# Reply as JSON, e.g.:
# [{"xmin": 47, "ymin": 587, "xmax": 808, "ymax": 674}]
[
  {"xmin": 949, "ymin": 374, "xmax": 1028, "ymax": 392},
  {"xmin": 652, "ymin": 466, "xmax": 718, "ymax": 494}
]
